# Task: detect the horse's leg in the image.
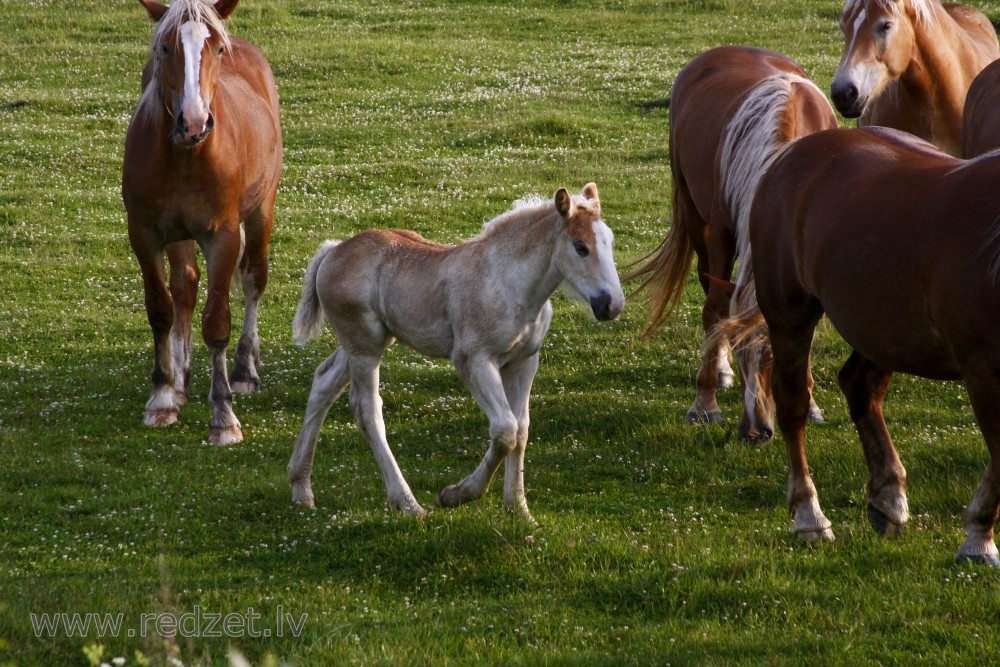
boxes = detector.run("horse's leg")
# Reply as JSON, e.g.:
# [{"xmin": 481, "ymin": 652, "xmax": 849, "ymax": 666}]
[
  {"xmin": 231, "ymin": 200, "xmax": 274, "ymax": 394},
  {"xmin": 200, "ymin": 225, "xmax": 243, "ymax": 445},
  {"xmin": 500, "ymin": 353, "xmax": 540, "ymax": 525},
  {"xmin": 287, "ymin": 347, "xmax": 350, "ymax": 508},
  {"xmin": 129, "ymin": 222, "xmax": 180, "ymax": 427},
  {"xmin": 166, "ymin": 240, "xmax": 199, "ymax": 404},
  {"xmin": 439, "ymin": 353, "xmax": 517, "ymax": 508},
  {"xmin": 348, "ymin": 351, "xmax": 424, "ymax": 515},
  {"xmin": 837, "ymin": 351, "xmax": 907, "ymax": 536},
  {"xmin": 689, "ymin": 219, "xmax": 734, "ymax": 424},
  {"xmin": 771, "ymin": 309, "xmax": 834, "ymax": 541},
  {"xmin": 807, "ymin": 365, "xmax": 826, "ymax": 424},
  {"xmin": 957, "ymin": 374, "xmax": 1000, "ymax": 565}
]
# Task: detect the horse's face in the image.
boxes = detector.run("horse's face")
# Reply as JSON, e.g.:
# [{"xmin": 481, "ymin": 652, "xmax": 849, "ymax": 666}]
[
  {"xmin": 142, "ymin": 0, "xmax": 238, "ymax": 146},
  {"xmin": 553, "ymin": 184, "xmax": 624, "ymax": 322},
  {"xmin": 831, "ymin": 0, "xmax": 916, "ymax": 118}
]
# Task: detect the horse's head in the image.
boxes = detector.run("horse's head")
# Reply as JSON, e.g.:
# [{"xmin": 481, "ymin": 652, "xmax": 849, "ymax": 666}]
[
  {"xmin": 140, "ymin": 0, "xmax": 238, "ymax": 146},
  {"xmin": 831, "ymin": 0, "xmax": 928, "ymax": 118},
  {"xmin": 553, "ymin": 183, "xmax": 624, "ymax": 322}
]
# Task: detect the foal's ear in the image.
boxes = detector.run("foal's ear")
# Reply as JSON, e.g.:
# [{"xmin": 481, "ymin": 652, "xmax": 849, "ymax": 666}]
[
  {"xmin": 582, "ymin": 182, "xmax": 600, "ymax": 208},
  {"xmin": 554, "ymin": 187, "xmax": 574, "ymax": 218},
  {"xmin": 214, "ymin": 0, "xmax": 241, "ymax": 19},
  {"xmin": 138, "ymin": 0, "xmax": 169, "ymax": 22}
]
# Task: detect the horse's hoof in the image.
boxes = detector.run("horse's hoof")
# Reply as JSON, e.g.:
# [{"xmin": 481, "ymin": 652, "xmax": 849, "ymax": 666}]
[
  {"xmin": 210, "ymin": 425, "xmax": 243, "ymax": 446},
  {"xmin": 687, "ymin": 408, "xmax": 723, "ymax": 425},
  {"xmin": 144, "ymin": 409, "xmax": 178, "ymax": 427},
  {"xmin": 231, "ymin": 379, "xmax": 260, "ymax": 394},
  {"xmin": 807, "ymin": 406, "xmax": 826, "ymax": 424},
  {"xmin": 794, "ymin": 526, "xmax": 836, "ymax": 543},
  {"xmin": 739, "ymin": 426, "xmax": 775, "ymax": 443},
  {"xmin": 867, "ymin": 505, "xmax": 905, "ymax": 537}
]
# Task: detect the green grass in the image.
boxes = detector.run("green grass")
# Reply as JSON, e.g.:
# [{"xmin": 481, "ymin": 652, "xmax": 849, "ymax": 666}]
[{"xmin": 3, "ymin": 0, "xmax": 1000, "ymax": 664}]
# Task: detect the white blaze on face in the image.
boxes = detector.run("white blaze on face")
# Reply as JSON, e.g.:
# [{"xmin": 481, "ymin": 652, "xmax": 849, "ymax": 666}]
[{"xmin": 180, "ymin": 20, "xmax": 211, "ymax": 136}]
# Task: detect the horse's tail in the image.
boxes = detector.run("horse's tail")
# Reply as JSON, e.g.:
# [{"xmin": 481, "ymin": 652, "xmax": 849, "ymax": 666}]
[
  {"xmin": 292, "ymin": 240, "xmax": 340, "ymax": 346},
  {"xmin": 621, "ymin": 192, "xmax": 695, "ymax": 340},
  {"xmin": 704, "ymin": 272, "xmax": 768, "ymax": 391},
  {"xmin": 722, "ymin": 72, "xmax": 827, "ymax": 307}
]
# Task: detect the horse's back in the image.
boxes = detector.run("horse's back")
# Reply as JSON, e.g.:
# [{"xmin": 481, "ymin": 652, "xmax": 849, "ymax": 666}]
[{"xmin": 963, "ymin": 59, "xmax": 1000, "ymax": 157}]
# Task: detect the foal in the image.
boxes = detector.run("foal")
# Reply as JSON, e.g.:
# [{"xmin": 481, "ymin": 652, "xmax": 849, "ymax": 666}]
[{"xmin": 287, "ymin": 185, "xmax": 624, "ymax": 522}]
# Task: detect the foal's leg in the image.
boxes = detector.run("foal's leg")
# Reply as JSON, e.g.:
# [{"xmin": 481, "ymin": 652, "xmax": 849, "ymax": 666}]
[
  {"xmin": 439, "ymin": 354, "xmax": 517, "ymax": 508},
  {"xmin": 287, "ymin": 347, "xmax": 350, "ymax": 508},
  {"xmin": 957, "ymin": 375, "xmax": 1000, "ymax": 565},
  {"xmin": 166, "ymin": 240, "xmax": 199, "ymax": 404},
  {"xmin": 200, "ymin": 225, "xmax": 243, "ymax": 445},
  {"xmin": 771, "ymin": 311, "xmax": 834, "ymax": 541},
  {"xmin": 129, "ymin": 223, "xmax": 180, "ymax": 427},
  {"xmin": 837, "ymin": 352, "xmax": 907, "ymax": 536},
  {"xmin": 231, "ymin": 201, "xmax": 274, "ymax": 394},
  {"xmin": 501, "ymin": 354, "xmax": 540, "ymax": 525},
  {"xmin": 349, "ymin": 353, "xmax": 424, "ymax": 515}
]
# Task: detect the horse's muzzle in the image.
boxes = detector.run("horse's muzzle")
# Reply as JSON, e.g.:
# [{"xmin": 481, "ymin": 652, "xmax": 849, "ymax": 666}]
[
  {"xmin": 590, "ymin": 290, "xmax": 623, "ymax": 321},
  {"xmin": 173, "ymin": 111, "xmax": 216, "ymax": 146},
  {"xmin": 830, "ymin": 81, "xmax": 863, "ymax": 119}
]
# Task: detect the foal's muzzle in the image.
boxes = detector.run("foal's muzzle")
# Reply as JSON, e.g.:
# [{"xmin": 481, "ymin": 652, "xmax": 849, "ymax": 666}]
[
  {"xmin": 173, "ymin": 111, "xmax": 216, "ymax": 146},
  {"xmin": 590, "ymin": 290, "xmax": 622, "ymax": 321}
]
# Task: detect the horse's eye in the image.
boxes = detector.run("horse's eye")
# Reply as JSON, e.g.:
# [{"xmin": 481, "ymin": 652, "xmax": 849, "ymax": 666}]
[
  {"xmin": 573, "ymin": 240, "xmax": 590, "ymax": 258},
  {"xmin": 217, "ymin": 46, "xmax": 225, "ymax": 56},
  {"xmin": 162, "ymin": 45, "xmax": 170, "ymax": 55},
  {"xmin": 877, "ymin": 20, "xmax": 892, "ymax": 35}
]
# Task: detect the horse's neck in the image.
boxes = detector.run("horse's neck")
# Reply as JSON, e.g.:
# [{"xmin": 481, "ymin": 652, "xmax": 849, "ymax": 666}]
[
  {"xmin": 478, "ymin": 212, "xmax": 563, "ymax": 313},
  {"xmin": 908, "ymin": 6, "xmax": 986, "ymax": 92}
]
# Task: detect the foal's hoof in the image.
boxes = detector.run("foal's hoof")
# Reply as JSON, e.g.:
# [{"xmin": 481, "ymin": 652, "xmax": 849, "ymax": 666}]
[
  {"xmin": 231, "ymin": 379, "xmax": 260, "ymax": 395},
  {"xmin": 867, "ymin": 506, "xmax": 905, "ymax": 537},
  {"xmin": 389, "ymin": 498, "xmax": 426, "ymax": 516},
  {"xmin": 955, "ymin": 552, "xmax": 1000, "ymax": 567},
  {"xmin": 955, "ymin": 539, "xmax": 999, "ymax": 567},
  {"xmin": 793, "ymin": 526, "xmax": 836, "ymax": 543},
  {"xmin": 290, "ymin": 485, "xmax": 316, "ymax": 509},
  {"xmin": 687, "ymin": 408, "xmax": 723, "ymax": 425},
  {"xmin": 438, "ymin": 484, "xmax": 469, "ymax": 508},
  {"xmin": 807, "ymin": 406, "xmax": 826, "ymax": 424},
  {"xmin": 144, "ymin": 409, "xmax": 178, "ymax": 428},
  {"xmin": 738, "ymin": 426, "xmax": 775, "ymax": 443},
  {"xmin": 210, "ymin": 425, "xmax": 243, "ymax": 446}
]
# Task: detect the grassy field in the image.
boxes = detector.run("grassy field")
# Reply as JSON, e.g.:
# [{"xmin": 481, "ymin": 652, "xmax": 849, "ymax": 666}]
[{"xmin": 3, "ymin": 0, "xmax": 1000, "ymax": 664}]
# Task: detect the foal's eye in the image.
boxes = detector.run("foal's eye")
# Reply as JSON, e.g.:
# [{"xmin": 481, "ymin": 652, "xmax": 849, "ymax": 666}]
[
  {"xmin": 573, "ymin": 240, "xmax": 590, "ymax": 258},
  {"xmin": 217, "ymin": 46, "xmax": 225, "ymax": 56}
]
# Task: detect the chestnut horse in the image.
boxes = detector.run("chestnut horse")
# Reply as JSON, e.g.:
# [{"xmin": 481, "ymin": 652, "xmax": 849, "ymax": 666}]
[
  {"xmin": 831, "ymin": 0, "xmax": 998, "ymax": 157},
  {"xmin": 962, "ymin": 58, "xmax": 1000, "ymax": 157},
  {"xmin": 288, "ymin": 185, "xmax": 623, "ymax": 523},
  {"xmin": 625, "ymin": 46, "xmax": 836, "ymax": 440},
  {"xmin": 123, "ymin": 0, "xmax": 282, "ymax": 445},
  {"xmin": 718, "ymin": 126, "xmax": 1000, "ymax": 565}
]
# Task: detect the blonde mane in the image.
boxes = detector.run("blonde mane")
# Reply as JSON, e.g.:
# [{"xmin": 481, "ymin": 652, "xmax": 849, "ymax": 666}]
[
  {"xmin": 842, "ymin": 0, "xmax": 936, "ymax": 24},
  {"xmin": 136, "ymin": 0, "xmax": 232, "ymax": 127},
  {"xmin": 477, "ymin": 195, "xmax": 556, "ymax": 238}
]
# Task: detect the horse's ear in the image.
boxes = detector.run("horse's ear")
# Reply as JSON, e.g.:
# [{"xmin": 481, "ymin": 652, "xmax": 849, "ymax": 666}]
[
  {"xmin": 582, "ymin": 182, "xmax": 600, "ymax": 206},
  {"xmin": 214, "ymin": 0, "xmax": 240, "ymax": 19},
  {"xmin": 554, "ymin": 188, "xmax": 574, "ymax": 218},
  {"xmin": 138, "ymin": 0, "xmax": 169, "ymax": 22}
]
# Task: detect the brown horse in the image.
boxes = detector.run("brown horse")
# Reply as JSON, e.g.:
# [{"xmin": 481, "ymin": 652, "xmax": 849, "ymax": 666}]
[
  {"xmin": 831, "ymin": 0, "xmax": 998, "ymax": 157},
  {"xmin": 962, "ymin": 58, "xmax": 1000, "ymax": 157},
  {"xmin": 625, "ymin": 46, "xmax": 837, "ymax": 440},
  {"xmin": 122, "ymin": 0, "xmax": 282, "ymax": 445},
  {"xmin": 718, "ymin": 126, "xmax": 1000, "ymax": 565}
]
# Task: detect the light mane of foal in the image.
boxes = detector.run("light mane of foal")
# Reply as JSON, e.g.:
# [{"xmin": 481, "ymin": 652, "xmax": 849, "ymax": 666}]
[{"xmin": 287, "ymin": 185, "xmax": 623, "ymax": 524}]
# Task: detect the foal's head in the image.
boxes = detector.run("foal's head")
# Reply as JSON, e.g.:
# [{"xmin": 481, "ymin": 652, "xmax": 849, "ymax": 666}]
[
  {"xmin": 831, "ymin": 0, "xmax": 933, "ymax": 117},
  {"xmin": 139, "ymin": 0, "xmax": 237, "ymax": 146},
  {"xmin": 553, "ymin": 184, "xmax": 624, "ymax": 322}
]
